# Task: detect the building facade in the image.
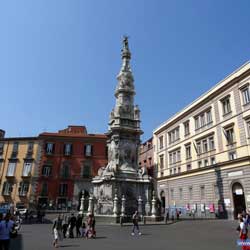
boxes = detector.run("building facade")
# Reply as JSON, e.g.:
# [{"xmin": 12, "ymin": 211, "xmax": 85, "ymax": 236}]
[
  {"xmin": 154, "ymin": 62, "xmax": 250, "ymax": 219},
  {"xmin": 36, "ymin": 126, "xmax": 107, "ymax": 210},
  {"xmin": 138, "ymin": 137, "xmax": 154, "ymax": 177},
  {"xmin": 0, "ymin": 133, "xmax": 41, "ymax": 210}
]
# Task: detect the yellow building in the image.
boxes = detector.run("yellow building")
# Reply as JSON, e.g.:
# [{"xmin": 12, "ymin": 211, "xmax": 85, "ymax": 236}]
[
  {"xmin": 0, "ymin": 131, "xmax": 41, "ymax": 210},
  {"xmin": 154, "ymin": 62, "xmax": 250, "ymax": 219}
]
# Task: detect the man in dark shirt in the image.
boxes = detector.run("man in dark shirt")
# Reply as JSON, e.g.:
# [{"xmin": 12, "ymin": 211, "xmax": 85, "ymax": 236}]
[{"xmin": 69, "ymin": 213, "xmax": 76, "ymax": 238}]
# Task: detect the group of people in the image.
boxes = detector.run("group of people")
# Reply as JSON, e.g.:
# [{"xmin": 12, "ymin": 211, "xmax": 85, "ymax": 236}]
[
  {"xmin": 237, "ymin": 210, "xmax": 250, "ymax": 250},
  {"xmin": 52, "ymin": 213, "xmax": 96, "ymax": 248}
]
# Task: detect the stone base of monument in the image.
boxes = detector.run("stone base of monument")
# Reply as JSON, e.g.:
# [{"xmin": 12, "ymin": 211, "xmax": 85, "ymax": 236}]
[
  {"xmin": 144, "ymin": 215, "xmax": 164, "ymax": 222},
  {"xmin": 91, "ymin": 214, "xmax": 121, "ymax": 224}
]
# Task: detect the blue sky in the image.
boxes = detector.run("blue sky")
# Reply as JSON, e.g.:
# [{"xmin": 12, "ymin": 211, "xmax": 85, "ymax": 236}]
[{"xmin": 0, "ymin": 0, "xmax": 250, "ymax": 141}]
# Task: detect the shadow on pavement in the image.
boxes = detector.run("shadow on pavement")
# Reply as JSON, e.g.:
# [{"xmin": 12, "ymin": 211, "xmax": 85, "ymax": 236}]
[
  {"xmin": 10, "ymin": 234, "xmax": 23, "ymax": 250},
  {"xmin": 60, "ymin": 244, "xmax": 80, "ymax": 248}
]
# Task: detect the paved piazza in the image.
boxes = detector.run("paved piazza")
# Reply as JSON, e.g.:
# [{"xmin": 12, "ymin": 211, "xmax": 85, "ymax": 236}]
[{"xmin": 11, "ymin": 220, "xmax": 239, "ymax": 250}]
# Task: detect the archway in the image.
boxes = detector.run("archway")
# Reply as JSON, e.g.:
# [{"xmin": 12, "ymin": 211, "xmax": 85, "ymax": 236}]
[{"xmin": 232, "ymin": 182, "xmax": 246, "ymax": 219}]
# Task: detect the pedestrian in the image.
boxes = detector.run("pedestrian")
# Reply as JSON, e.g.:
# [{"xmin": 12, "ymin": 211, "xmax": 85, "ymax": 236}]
[
  {"xmin": 131, "ymin": 211, "xmax": 141, "ymax": 236},
  {"xmin": 81, "ymin": 221, "xmax": 86, "ymax": 237},
  {"xmin": 62, "ymin": 214, "xmax": 68, "ymax": 238},
  {"xmin": 0, "ymin": 213, "xmax": 15, "ymax": 250},
  {"xmin": 76, "ymin": 214, "xmax": 82, "ymax": 238},
  {"xmin": 52, "ymin": 214, "xmax": 63, "ymax": 248},
  {"xmin": 69, "ymin": 213, "xmax": 76, "ymax": 238}
]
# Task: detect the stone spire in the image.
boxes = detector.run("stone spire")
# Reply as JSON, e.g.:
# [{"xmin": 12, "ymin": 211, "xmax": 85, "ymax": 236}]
[{"xmin": 115, "ymin": 36, "xmax": 135, "ymax": 98}]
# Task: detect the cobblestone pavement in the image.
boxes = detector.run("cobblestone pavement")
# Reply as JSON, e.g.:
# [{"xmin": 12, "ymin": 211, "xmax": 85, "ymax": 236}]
[{"xmin": 10, "ymin": 220, "xmax": 239, "ymax": 250}]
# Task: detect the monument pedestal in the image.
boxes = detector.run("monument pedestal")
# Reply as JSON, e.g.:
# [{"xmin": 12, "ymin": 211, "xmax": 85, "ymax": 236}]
[{"xmin": 93, "ymin": 173, "xmax": 152, "ymax": 216}]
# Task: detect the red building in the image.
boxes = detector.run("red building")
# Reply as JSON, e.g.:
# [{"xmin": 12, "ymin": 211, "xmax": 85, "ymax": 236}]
[
  {"xmin": 138, "ymin": 137, "xmax": 154, "ymax": 177},
  {"xmin": 36, "ymin": 126, "xmax": 107, "ymax": 210}
]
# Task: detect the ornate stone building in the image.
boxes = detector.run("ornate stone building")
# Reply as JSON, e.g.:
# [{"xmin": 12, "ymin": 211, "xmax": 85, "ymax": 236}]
[
  {"xmin": 154, "ymin": 62, "xmax": 250, "ymax": 219},
  {"xmin": 93, "ymin": 37, "xmax": 152, "ymax": 216}
]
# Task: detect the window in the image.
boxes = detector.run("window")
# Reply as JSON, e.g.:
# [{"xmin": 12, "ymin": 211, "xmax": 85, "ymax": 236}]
[
  {"xmin": 198, "ymin": 161, "xmax": 202, "ymax": 168},
  {"xmin": 61, "ymin": 164, "xmax": 70, "ymax": 178},
  {"xmin": 27, "ymin": 142, "xmax": 34, "ymax": 153},
  {"xmin": 84, "ymin": 144, "xmax": 92, "ymax": 157},
  {"xmin": 0, "ymin": 142, "xmax": 4, "ymax": 155},
  {"xmin": 187, "ymin": 164, "xmax": 192, "ymax": 171},
  {"xmin": 13, "ymin": 142, "xmax": 19, "ymax": 153},
  {"xmin": 19, "ymin": 182, "xmax": 29, "ymax": 196},
  {"xmin": 64, "ymin": 143, "xmax": 72, "ymax": 156},
  {"xmin": 211, "ymin": 157, "xmax": 216, "ymax": 165},
  {"xmin": 46, "ymin": 143, "xmax": 54, "ymax": 154},
  {"xmin": 197, "ymin": 142, "xmax": 202, "ymax": 155},
  {"xmin": 246, "ymin": 120, "xmax": 250, "ymax": 137},
  {"xmin": 184, "ymin": 121, "xmax": 190, "ymax": 136},
  {"xmin": 7, "ymin": 162, "xmax": 16, "ymax": 176},
  {"xmin": 22, "ymin": 162, "xmax": 32, "ymax": 176},
  {"xmin": 189, "ymin": 187, "xmax": 193, "ymax": 200},
  {"xmin": 195, "ymin": 117, "xmax": 200, "ymax": 130},
  {"xmin": 200, "ymin": 113, "xmax": 205, "ymax": 127},
  {"xmin": 185, "ymin": 145, "xmax": 191, "ymax": 159},
  {"xmin": 242, "ymin": 87, "xmax": 250, "ymax": 105},
  {"xmin": 159, "ymin": 155, "xmax": 164, "ymax": 169},
  {"xmin": 82, "ymin": 163, "xmax": 91, "ymax": 178},
  {"xmin": 170, "ymin": 169, "xmax": 172, "ymax": 175},
  {"xmin": 224, "ymin": 127, "xmax": 235, "ymax": 144},
  {"xmin": 168, "ymin": 127, "xmax": 180, "ymax": 144},
  {"xmin": 178, "ymin": 167, "xmax": 181, "ymax": 173},
  {"xmin": 179, "ymin": 188, "xmax": 183, "ymax": 200},
  {"xmin": 195, "ymin": 109, "xmax": 213, "ymax": 130},
  {"xmin": 59, "ymin": 183, "xmax": 68, "ymax": 196},
  {"xmin": 204, "ymin": 159, "xmax": 209, "ymax": 167},
  {"xmin": 174, "ymin": 168, "xmax": 176, "ymax": 174},
  {"xmin": 229, "ymin": 151, "xmax": 237, "ymax": 160},
  {"xmin": 159, "ymin": 136, "xmax": 164, "ymax": 149},
  {"xmin": 41, "ymin": 182, "xmax": 48, "ymax": 196},
  {"xmin": 42, "ymin": 165, "xmax": 52, "ymax": 176},
  {"xmin": 206, "ymin": 110, "xmax": 212, "ymax": 124},
  {"xmin": 200, "ymin": 186, "xmax": 205, "ymax": 200},
  {"xmin": 2, "ymin": 182, "xmax": 13, "ymax": 196},
  {"xmin": 170, "ymin": 189, "xmax": 174, "ymax": 200},
  {"xmin": 169, "ymin": 149, "xmax": 181, "ymax": 164},
  {"xmin": 209, "ymin": 137, "xmax": 215, "ymax": 150},
  {"xmin": 221, "ymin": 96, "xmax": 231, "ymax": 115},
  {"xmin": 202, "ymin": 140, "xmax": 208, "ymax": 153}
]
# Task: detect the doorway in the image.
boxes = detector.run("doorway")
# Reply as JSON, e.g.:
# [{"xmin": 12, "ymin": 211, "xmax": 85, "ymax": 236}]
[
  {"xmin": 160, "ymin": 191, "xmax": 166, "ymax": 215},
  {"xmin": 232, "ymin": 182, "xmax": 246, "ymax": 219}
]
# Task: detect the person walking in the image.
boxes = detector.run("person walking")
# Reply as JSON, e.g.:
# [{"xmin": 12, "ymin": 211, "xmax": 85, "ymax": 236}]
[
  {"xmin": 76, "ymin": 215, "xmax": 82, "ymax": 238},
  {"xmin": 62, "ymin": 214, "xmax": 68, "ymax": 238},
  {"xmin": 52, "ymin": 214, "xmax": 63, "ymax": 248},
  {"xmin": 131, "ymin": 211, "xmax": 141, "ymax": 236},
  {"xmin": 0, "ymin": 213, "xmax": 15, "ymax": 250},
  {"xmin": 69, "ymin": 213, "xmax": 76, "ymax": 238}
]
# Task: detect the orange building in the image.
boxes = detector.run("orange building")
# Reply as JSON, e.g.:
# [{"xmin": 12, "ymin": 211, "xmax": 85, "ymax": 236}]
[
  {"xmin": 0, "ymin": 131, "xmax": 41, "ymax": 210},
  {"xmin": 36, "ymin": 126, "xmax": 107, "ymax": 210}
]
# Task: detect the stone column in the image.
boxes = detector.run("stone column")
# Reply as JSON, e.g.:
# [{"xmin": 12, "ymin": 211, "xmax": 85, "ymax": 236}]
[
  {"xmin": 113, "ymin": 193, "xmax": 119, "ymax": 216},
  {"xmin": 87, "ymin": 195, "xmax": 94, "ymax": 215},
  {"xmin": 138, "ymin": 196, "xmax": 143, "ymax": 215},
  {"xmin": 121, "ymin": 195, "xmax": 126, "ymax": 217},
  {"xmin": 151, "ymin": 191, "xmax": 157, "ymax": 217},
  {"xmin": 79, "ymin": 193, "xmax": 85, "ymax": 215}
]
